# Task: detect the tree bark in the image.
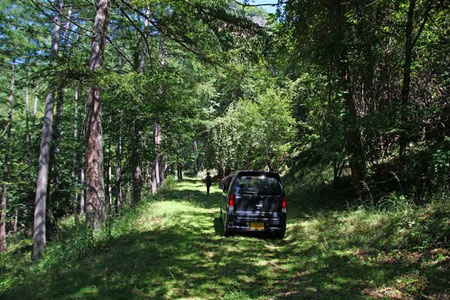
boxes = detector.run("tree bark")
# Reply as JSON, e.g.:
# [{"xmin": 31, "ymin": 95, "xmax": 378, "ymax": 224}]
[
  {"xmin": 80, "ymin": 163, "xmax": 85, "ymax": 216},
  {"xmin": 72, "ymin": 86, "xmax": 79, "ymax": 217},
  {"xmin": 85, "ymin": 0, "xmax": 110, "ymax": 231},
  {"xmin": 399, "ymin": 0, "xmax": 416, "ymax": 166},
  {"xmin": 33, "ymin": 81, "xmax": 39, "ymax": 119},
  {"xmin": 330, "ymin": 0, "xmax": 366, "ymax": 185},
  {"xmin": 152, "ymin": 37, "xmax": 165, "ymax": 193},
  {"xmin": 106, "ymin": 132, "xmax": 112, "ymax": 213},
  {"xmin": 132, "ymin": 8, "xmax": 149, "ymax": 203},
  {"xmin": 51, "ymin": 4, "xmax": 72, "ymax": 192},
  {"xmin": 0, "ymin": 63, "xmax": 15, "ymax": 252},
  {"xmin": 114, "ymin": 130, "xmax": 121, "ymax": 214},
  {"xmin": 33, "ymin": 0, "xmax": 63, "ymax": 260},
  {"xmin": 132, "ymin": 120, "xmax": 143, "ymax": 203},
  {"xmin": 152, "ymin": 121, "xmax": 161, "ymax": 194},
  {"xmin": 25, "ymin": 84, "xmax": 32, "ymax": 168}
]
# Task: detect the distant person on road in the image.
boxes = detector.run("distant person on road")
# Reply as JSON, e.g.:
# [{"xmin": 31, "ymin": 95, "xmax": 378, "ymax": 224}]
[{"xmin": 205, "ymin": 172, "xmax": 212, "ymax": 195}]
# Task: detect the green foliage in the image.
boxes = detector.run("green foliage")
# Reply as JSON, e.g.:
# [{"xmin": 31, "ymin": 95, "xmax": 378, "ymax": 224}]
[
  {"xmin": 207, "ymin": 85, "xmax": 296, "ymax": 171},
  {"xmin": 432, "ymin": 136, "xmax": 450, "ymax": 180}
]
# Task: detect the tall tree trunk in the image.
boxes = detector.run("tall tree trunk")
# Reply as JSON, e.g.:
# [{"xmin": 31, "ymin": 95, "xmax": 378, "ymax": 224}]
[
  {"xmin": 106, "ymin": 133, "xmax": 112, "ymax": 213},
  {"xmin": 192, "ymin": 140, "xmax": 198, "ymax": 173},
  {"xmin": 152, "ymin": 37, "xmax": 165, "ymax": 193},
  {"xmin": 85, "ymin": 0, "xmax": 110, "ymax": 231},
  {"xmin": 12, "ymin": 209, "xmax": 18, "ymax": 242},
  {"xmin": 399, "ymin": 0, "xmax": 416, "ymax": 166},
  {"xmin": 159, "ymin": 155, "xmax": 166, "ymax": 184},
  {"xmin": 114, "ymin": 129, "xmax": 121, "ymax": 214},
  {"xmin": 152, "ymin": 121, "xmax": 161, "ymax": 193},
  {"xmin": 33, "ymin": 0, "xmax": 63, "ymax": 260},
  {"xmin": 34, "ymin": 81, "xmax": 39, "ymax": 119},
  {"xmin": 0, "ymin": 63, "xmax": 15, "ymax": 252},
  {"xmin": 330, "ymin": 0, "xmax": 366, "ymax": 185},
  {"xmin": 132, "ymin": 9, "xmax": 149, "ymax": 203},
  {"xmin": 25, "ymin": 85, "xmax": 32, "ymax": 168},
  {"xmin": 51, "ymin": 4, "xmax": 73, "ymax": 193},
  {"xmin": 80, "ymin": 162, "xmax": 85, "ymax": 216},
  {"xmin": 50, "ymin": 88, "xmax": 64, "ymax": 191},
  {"xmin": 132, "ymin": 121, "xmax": 143, "ymax": 203},
  {"xmin": 72, "ymin": 86, "xmax": 79, "ymax": 217}
]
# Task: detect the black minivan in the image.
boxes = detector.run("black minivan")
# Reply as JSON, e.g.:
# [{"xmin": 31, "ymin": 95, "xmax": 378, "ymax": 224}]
[{"xmin": 220, "ymin": 171, "xmax": 286, "ymax": 238}]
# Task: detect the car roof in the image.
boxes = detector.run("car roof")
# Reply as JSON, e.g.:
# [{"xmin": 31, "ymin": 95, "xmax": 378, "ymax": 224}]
[{"xmin": 233, "ymin": 170, "xmax": 281, "ymax": 179}]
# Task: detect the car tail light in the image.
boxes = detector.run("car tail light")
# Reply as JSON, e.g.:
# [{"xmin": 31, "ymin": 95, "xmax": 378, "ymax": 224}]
[
  {"xmin": 282, "ymin": 196, "xmax": 287, "ymax": 213},
  {"xmin": 228, "ymin": 193, "xmax": 235, "ymax": 208}
]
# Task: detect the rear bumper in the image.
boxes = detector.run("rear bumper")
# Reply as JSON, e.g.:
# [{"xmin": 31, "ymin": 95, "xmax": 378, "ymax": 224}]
[{"xmin": 225, "ymin": 215, "xmax": 286, "ymax": 233}]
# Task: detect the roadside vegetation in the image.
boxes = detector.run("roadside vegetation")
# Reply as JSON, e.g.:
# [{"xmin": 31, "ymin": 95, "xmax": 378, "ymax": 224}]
[{"xmin": 1, "ymin": 178, "xmax": 448, "ymax": 299}]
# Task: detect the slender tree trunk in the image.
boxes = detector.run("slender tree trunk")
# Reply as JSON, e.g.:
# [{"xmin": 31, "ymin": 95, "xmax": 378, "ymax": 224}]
[
  {"xmin": 12, "ymin": 209, "xmax": 18, "ymax": 242},
  {"xmin": 72, "ymin": 86, "xmax": 79, "ymax": 217},
  {"xmin": 132, "ymin": 8, "xmax": 149, "ymax": 201},
  {"xmin": 399, "ymin": 0, "xmax": 416, "ymax": 166},
  {"xmin": 33, "ymin": 0, "xmax": 63, "ymax": 260},
  {"xmin": 34, "ymin": 81, "xmax": 39, "ymax": 120},
  {"xmin": 51, "ymin": 5, "xmax": 72, "ymax": 196},
  {"xmin": 80, "ymin": 88, "xmax": 86, "ymax": 217},
  {"xmin": 114, "ymin": 129, "xmax": 121, "ymax": 214},
  {"xmin": 159, "ymin": 155, "xmax": 166, "ymax": 184},
  {"xmin": 51, "ymin": 88, "xmax": 64, "ymax": 190},
  {"xmin": 192, "ymin": 140, "xmax": 198, "ymax": 173},
  {"xmin": 85, "ymin": 0, "xmax": 110, "ymax": 231},
  {"xmin": 152, "ymin": 37, "xmax": 165, "ymax": 193},
  {"xmin": 80, "ymin": 163, "xmax": 85, "ymax": 216},
  {"xmin": 152, "ymin": 121, "xmax": 161, "ymax": 192},
  {"xmin": 25, "ymin": 85, "xmax": 32, "ymax": 168},
  {"xmin": 132, "ymin": 121, "xmax": 143, "ymax": 203},
  {"xmin": 0, "ymin": 63, "xmax": 15, "ymax": 252},
  {"xmin": 106, "ymin": 134, "xmax": 112, "ymax": 213},
  {"xmin": 330, "ymin": 0, "xmax": 366, "ymax": 185}
]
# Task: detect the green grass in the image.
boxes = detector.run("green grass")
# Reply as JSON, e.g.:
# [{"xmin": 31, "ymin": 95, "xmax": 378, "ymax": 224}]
[{"xmin": 0, "ymin": 179, "xmax": 448, "ymax": 299}]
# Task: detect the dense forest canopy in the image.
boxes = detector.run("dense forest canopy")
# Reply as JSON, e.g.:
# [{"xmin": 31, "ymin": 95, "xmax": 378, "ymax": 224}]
[{"xmin": 0, "ymin": 0, "xmax": 449, "ymax": 260}]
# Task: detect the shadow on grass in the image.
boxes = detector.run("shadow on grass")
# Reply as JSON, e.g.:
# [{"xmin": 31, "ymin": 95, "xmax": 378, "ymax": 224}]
[
  {"xmin": 3, "ymin": 210, "xmax": 286, "ymax": 299},
  {"xmin": 2, "ymin": 180, "xmax": 447, "ymax": 299}
]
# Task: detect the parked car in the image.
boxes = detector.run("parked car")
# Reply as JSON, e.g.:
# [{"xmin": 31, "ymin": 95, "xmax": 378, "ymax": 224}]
[{"xmin": 219, "ymin": 170, "xmax": 287, "ymax": 238}]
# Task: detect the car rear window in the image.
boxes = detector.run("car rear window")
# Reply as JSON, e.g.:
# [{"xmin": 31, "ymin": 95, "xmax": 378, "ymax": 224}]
[{"xmin": 234, "ymin": 175, "xmax": 282, "ymax": 195}]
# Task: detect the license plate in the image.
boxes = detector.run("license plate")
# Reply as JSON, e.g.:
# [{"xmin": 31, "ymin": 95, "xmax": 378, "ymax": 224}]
[{"xmin": 249, "ymin": 222, "xmax": 265, "ymax": 230}]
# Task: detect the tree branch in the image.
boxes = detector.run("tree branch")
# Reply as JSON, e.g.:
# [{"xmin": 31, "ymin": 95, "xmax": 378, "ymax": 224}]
[{"xmin": 412, "ymin": 0, "xmax": 433, "ymax": 48}]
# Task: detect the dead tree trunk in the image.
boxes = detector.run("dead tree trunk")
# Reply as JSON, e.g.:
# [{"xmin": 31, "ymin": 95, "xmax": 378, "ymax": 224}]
[
  {"xmin": 33, "ymin": 0, "xmax": 63, "ymax": 261},
  {"xmin": 85, "ymin": 0, "xmax": 110, "ymax": 231},
  {"xmin": 0, "ymin": 63, "xmax": 15, "ymax": 252}
]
